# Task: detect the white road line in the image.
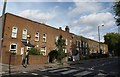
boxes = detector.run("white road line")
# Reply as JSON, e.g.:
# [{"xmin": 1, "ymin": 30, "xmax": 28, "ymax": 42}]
[
  {"xmin": 97, "ymin": 73, "xmax": 105, "ymax": 75},
  {"xmin": 88, "ymin": 68, "xmax": 94, "ymax": 70},
  {"xmin": 98, "ymin": 70, "xmax": 104, "ymax": 72},
  {"xmin": 49, "ymin": 68, "xmax": 68, "ymax": 73},
  {"xmin": 94, "ymin": 72, "xmax": 107, "ymax": 77},
  {"xmin": 22, "ymin": 71, "xmax": 28, "ymax": 73},
  {"xmin": 31, "ymin": 73, "xmax": 38, "ymax": 75},
  {"xmin": 61, "ymin": 69, "xmax": 78, "ymax": 75},
  {"xmin": 41, "ymin": 67, "xmax": 57, "ymax": 72},
  {"xmin": 42, "ymin": 75, "xmax": 49, "ymax": 77},
  {"xmin": 79, "ymin": 67, "xmax": 84, "ymax": 70},
  {"xmin": 74, "ymin": 71, "xmax": 91, "ymax": 76}
]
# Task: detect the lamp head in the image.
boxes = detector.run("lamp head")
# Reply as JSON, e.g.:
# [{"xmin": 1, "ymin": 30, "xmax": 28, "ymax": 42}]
[{"xmin": 102, "ymin": 24, "xmax": 104, "ymax": 26}]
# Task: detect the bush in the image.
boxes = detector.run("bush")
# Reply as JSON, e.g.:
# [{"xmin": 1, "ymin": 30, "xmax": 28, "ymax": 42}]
[{"xmin": 28, "ymin": 48, "xmax": 40, "ymax": 55}]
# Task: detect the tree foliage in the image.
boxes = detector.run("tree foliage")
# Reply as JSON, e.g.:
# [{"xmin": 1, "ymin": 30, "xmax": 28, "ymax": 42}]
[
  {"xmin": 55, "ymin": 35, "xmax": 66, "ymax": 61},
  {"xmin": 113, "ymin": 1, "xmax": 120, "ymax": 26},
  {"xmin": 104, "ymin": 32, "xmax": 120, "ymax": 56},
  {"xmin": 28, "ymin": 48, "xmax": 40, "ymax": 55},
  {"xmin": 49, "ymin": 35, "xmax": 66, "ymax": 63}
]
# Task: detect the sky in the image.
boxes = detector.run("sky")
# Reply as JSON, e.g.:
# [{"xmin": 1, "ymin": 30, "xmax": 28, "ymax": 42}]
[{"xmin": 0, "ymin": 0, "xmax": 119, "ymax": 42}]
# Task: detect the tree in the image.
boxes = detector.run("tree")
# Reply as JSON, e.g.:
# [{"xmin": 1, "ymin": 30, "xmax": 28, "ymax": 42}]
[
  {"xmin": 104, "ymin": 32, "xmax": 120, "ymax": 56},
  {"xmin": 113, "ymin": 1, "xmax": 120, "ymax": 26},
  {"xmin": 48, "ymin": 35, "xmax": 66, "ymax": 63},
  {"xmin": 55, "ymin": 35, "xmax": 66, "ymax": 62}
]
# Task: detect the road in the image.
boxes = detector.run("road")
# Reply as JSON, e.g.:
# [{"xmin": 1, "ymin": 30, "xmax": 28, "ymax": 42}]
[{"xmin": 2, "ymin": 57, "xmax": 120, "ymax": 77}]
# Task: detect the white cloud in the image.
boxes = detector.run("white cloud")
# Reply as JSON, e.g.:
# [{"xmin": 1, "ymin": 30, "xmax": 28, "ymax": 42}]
[
  {"xmin": 70, "ymin": 12, "xmax": 115, "ymax": 42},
  {"xmin": 18, "ymin": 9, "xmax": 56, "ymax": 22},
  {"xmin": 68, "ymin": 2, "xmax": 104, "ymax": 17},
  {"xmin": 0, "ymin": 3, "xmax": 3, "ymax": 10},
  {"xmin": 76, "ymin": 12, "xmax": 115, "ymax": 27}
]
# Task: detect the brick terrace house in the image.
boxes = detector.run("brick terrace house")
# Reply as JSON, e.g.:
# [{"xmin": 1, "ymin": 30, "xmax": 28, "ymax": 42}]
[{"xmin": 0, "ymin": 13, "xmax": 108, "ymax": 65}]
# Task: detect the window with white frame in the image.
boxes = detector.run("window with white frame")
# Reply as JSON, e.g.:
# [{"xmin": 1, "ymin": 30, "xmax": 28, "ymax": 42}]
[
  {"xmin": 70, "ymin": 40, "xmax": 72, "ymax": 46},
  {"xmin": 85, "ymin": 43, "xmax": 87, "ymax": 47},
  {"xmin": 11, "ymin": 27, "xmax": 18, "ymax": 38},
  {"xmin": 55, "ymin": 36, "xmax": 58, "ymax": 42},
  {"xmin": 40, "ymin": 47, "xmax": 46, "ymax": 55},
  {"xmin": 66, "ymin": 39, "xmax": 68, "ymax": 45},
  {"xmin": 22, "ymin": 29, "xmax": 27, "ymax": 39},
  {"xmin": 76, "ymin": 40, "xmax": 79, "ymax": 47},
  {"xmin": 43, "ymin": 33, "xmax": 47, "ymax": 42},
  {"xmin": 64, "ymin": 49, "xmax": 67, "ymax": 53},
  {"xmin": 10, "ymin": 43, "xmax": 17, "ymax": 53},
  {"xmin": 21, "ymin": 47, "xmax": 24, "ymax": 55},
  {"xmin": 79, "ymin": 40, "xmax": 81, "ymax": 47},
  {"xmin": 35, "ymin": 32, "xmax": 39, "ymax": 41}
]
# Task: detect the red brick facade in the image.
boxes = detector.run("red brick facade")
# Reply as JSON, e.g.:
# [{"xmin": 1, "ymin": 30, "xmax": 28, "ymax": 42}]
[{"xmin": 0, "ymin": 13, "xmax": 108, "ymax": 65}]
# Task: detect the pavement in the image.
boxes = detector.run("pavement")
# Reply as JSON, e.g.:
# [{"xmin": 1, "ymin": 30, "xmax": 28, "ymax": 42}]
[
  {"xmin": 1, "ymin": 57, "xmax": 118, "ymax": 76},
  {"xmin": 0, "ymin": 62, "xmax": 70, "ymax": 75},
  {"xmin": 0, "ymin": 58, "xmax": 108, "ymax": 74}
]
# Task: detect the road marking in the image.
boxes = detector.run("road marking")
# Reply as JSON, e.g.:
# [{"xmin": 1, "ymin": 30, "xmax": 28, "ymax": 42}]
[
  {"xmin": 74, "ymin": 71, "xmax": 91, "ymax": 76},
  {"xmin": 88, "ymin": 68, "xmax": 94, "ymax": 70},
  {"xmin": 61, "ymin": 69, "xmax": 78, "ymax": 75},
  {"xmin": 31, "ymin": 73, "xmax": 38, "ymax": 75},
  {"xmin": 41, "ymin": 67, "xmax": 57, "ymax": 72},
  {"xmin": 97, "ymin": 72, "xmax": 105, "ymax": 75},
  {"xmin": 98, "ymin": 70, "xmax": 104, "ymax": 72},
  {"xmin": 102, "ymin": 64, "xmax": 105, "ymax": 66},
  {"xmin": 49, "ymin": 68, "xmax": 68, "ymax": 73},
  {"xmin": 22, "ymin": 71, "xmax": 28, "ymax": 73},
  {"xmin": 79, "ymin": 67, "xmax": 84, "ymax": 69},
  {"xmin": 94, "ymin": 72, "xmax": 107, "ymax": 77},
  {"xmin": 42, "ymin": 75, "xmax": 49, "ymax": 77}
]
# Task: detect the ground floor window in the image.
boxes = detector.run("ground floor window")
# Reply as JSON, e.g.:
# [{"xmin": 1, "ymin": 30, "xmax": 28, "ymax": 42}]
[
  {"xmin": 40, "ymin": 47, "xmax": 46, "ymax": 56},
  {"xmin": 10, "ymin": 43, "xmax": 17, "ymax": 53}
]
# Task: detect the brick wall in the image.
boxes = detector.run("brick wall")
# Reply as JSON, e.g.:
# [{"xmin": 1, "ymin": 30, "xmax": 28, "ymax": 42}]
[
  {"xmin": 2, "ymin": 51, "xmax": 48, "ymax": 65},
  {"xmin": 29, "ymin": 55, "xmax": 48, "ymax": 64}
]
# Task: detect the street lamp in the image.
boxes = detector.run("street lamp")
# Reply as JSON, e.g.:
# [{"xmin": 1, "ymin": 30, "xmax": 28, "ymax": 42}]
[{"xmin": 98, "ymin": 25, "xmax": 104, "ymax": 54}]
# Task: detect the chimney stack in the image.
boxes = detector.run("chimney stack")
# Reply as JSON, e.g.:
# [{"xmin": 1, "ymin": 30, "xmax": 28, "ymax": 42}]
[
  {"xmin": 65, "ymin": 26, "xmax": 69, "ymax": 32},
  {"xmin": 59, "ymin": 27, "xmax": 62, "ymax": 30}
]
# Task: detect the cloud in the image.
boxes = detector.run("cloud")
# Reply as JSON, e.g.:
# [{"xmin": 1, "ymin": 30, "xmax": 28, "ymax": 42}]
[
  {"xmin": 18, "ymin": 9, "xmax": 56, "ymax": 22},
  {"xmin": 76, "ymin": 12, "xmax": 115, "ymax": 27},
  {"xmin": 68, "ymin": 2, "xmax": 104, "ymax": 17},
  {"xmin": 70, "ymin": 12, "xmax": 115, "ymax": 41},
  {"xmin": 0, "ymin": 3, "xmax": 3, "ymax": 10}
]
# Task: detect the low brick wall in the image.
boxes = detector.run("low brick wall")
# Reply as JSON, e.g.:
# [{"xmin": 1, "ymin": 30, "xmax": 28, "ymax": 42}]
[
  {"xmin": 2, "ymin": 52, "xmax": 48, "ymax": 65},
  {"xmin": 29, "ymin": 55, "xmax": 48, "ymax": 64}
]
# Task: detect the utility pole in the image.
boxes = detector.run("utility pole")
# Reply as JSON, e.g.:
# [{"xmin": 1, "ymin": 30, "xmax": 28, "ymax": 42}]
[
  {"xmin": 98, "ymin": 26, "xmax": 100, "ymax": 53},
  {"xmin": 98, "ymin": 25, "xmax": 104, "ymax": 54},
  {"xmin": 0, "ymin": 0, "xmax": 7, "ymax": 76}
]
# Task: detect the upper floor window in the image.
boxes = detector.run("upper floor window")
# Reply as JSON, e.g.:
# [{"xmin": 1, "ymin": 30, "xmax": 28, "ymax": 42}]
[
  {"xmin": 70, "ymin": 40, "xmax": 72, "ymax": 46},
  {"xmin": 79, "ymin": 40, "xmax": 81, "ymax": 47},
  {"xmin": 35, "ymin": 32, "xmax": 39, "ymax": 41},
  {"xmin": 22, "ymin": 29, "xmax": 27, "ymax": 39},
  {"xmin": 11, "ymin": 27, "xmax": 18, "ymax": 38},
  {"xmin": 86, "ymin": 42, "xmax": 88, "ymax": 47},
  {"xmin": 55, "ymin": 36, "xmax": 58, "ymax": 43},
  {"xmin": 43, "ymin": 33, "xmax": 47, "ymax": 42},
  {"xmin": 76, "ymin": 40, "xmax": 79, "ymax": 47},
  {"xmin": 66, "ymin": 39, "xmax": 68, "ymax": 45}
]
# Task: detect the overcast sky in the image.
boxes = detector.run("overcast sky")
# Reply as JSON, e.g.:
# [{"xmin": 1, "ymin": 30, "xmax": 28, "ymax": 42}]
[{"xmin": 0, "ymin": 0, "xmax": 119, "ymax": 42}]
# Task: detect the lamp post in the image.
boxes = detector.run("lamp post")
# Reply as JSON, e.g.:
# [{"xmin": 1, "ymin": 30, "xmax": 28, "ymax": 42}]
[{"xmin": 98, "ymin": 25, "xmax": 104, "ymax": 54}]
